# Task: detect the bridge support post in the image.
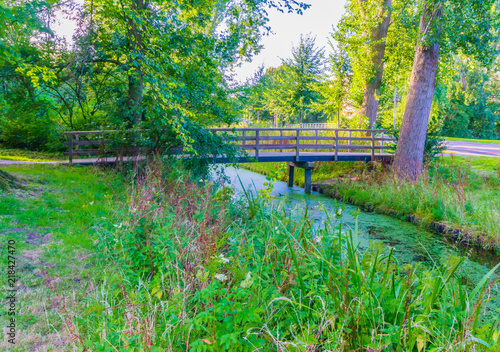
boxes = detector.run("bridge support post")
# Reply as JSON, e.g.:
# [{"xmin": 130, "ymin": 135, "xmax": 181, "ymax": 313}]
[
  {"xmin": 290, "ymin": 161, "xmax": 314, "ymax": 193},
  {"xmin": 288, "ymin": 164, "xmax": 295, "ymax": 187},
  {"xmin": 304, "ymin": 168, "xmax": 312, "ymax": 194}
]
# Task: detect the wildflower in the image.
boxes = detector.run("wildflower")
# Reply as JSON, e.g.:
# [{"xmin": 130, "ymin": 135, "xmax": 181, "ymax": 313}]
[
  {"xmin": 314, "ymin": 235, "xmax": 322, "ymax": 243},
  {"xmin": 240, "ymin": 272, "xmax": 253, "ymax": 288},
  {"xmin": 218, "ymin": 254, "xmax": 230, "ymax": 264},
  {"xmin": 336, "ymin": 208, "xmax": 343, "ymax": 216},
  {"xmin": 214, "ymin": 273, "xmax": 228, "ymax": 282},
  {"xmin": 113, "ymin": 223, "xmax": 123, "ymax": 229}
]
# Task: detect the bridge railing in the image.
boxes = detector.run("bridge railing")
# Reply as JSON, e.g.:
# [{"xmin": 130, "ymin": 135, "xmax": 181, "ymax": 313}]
[
  {"xmin": 209, "ymin": 128, "xmax": 394, "ymax": 161},
  {"xmin": 287, "ymin": 123, "xmax": 338, "ymax": 129},
  {"xmin": 64, "ymin": 128, "xmax": 394, "ymax": 163}
]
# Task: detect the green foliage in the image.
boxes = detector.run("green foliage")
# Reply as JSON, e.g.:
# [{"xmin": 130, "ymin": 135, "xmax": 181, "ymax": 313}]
[
  {"xmin": 0, "ymin": 104, "xmax": 64, "ymax": 151},
  {"xmin": 0, "ymin": 0, "xmax": 310, "ymax": 152},
  {"xmin": 438, "ymin": 56, "xmax": 500, "ymax": 139},
  {"xmin": 79, "ymin": 162, "xmax": 500, "ymax": 350}
]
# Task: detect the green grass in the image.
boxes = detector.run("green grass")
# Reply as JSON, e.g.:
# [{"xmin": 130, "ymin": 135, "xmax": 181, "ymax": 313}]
[
  {"xmin": 240, "ymin": 161, "xmax": 364, "ymax": 187},
  {"xmin": 1, "ymin": 163, "xmax": 499, "ymax": 351},
  {"xmin": 445, "ymin": 137, "xmax": 500, "ymax": 144},
  {"xmin": 441, "ymin": 155, "xmax": 500, "ymax": 173},
  {"xmin": 0, "ymin": 147, "xmax": 65, "ymax": 161},
  {"xmin": 0, "ymin": 164, "xmax": 126, "ymax": 350}
]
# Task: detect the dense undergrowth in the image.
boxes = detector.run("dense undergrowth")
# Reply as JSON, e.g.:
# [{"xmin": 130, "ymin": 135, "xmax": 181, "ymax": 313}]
[
  {"xmin": 80, "ymin": 161, "xmax": 500, "ymax": 351},
  {"xmin": 2, "ymin": 162, "xmax": 500, "ymax": 351},
  {"xmin": 241, "ymin": 157, "xmax": 500, "ymax": 249}
]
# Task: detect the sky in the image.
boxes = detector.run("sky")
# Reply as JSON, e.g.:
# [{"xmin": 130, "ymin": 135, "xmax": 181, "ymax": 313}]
[
  {"xmin": 232, "ymin": 0, "xmax": 347, "ymax": 82},
  {"xmin": 52, "ymin": 0, "xmax": 347, "ymax": 83}
]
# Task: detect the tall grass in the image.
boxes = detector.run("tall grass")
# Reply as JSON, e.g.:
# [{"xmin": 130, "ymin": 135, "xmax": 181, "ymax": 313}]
[{"xmin": 69, "ymin": 160, "xmax": 500, "ymax": 351}]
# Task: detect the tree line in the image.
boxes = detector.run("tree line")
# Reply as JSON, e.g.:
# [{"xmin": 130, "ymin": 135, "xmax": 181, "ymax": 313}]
[
  {"xmin": 237, "ymin": 0, "xmax": 500, "ymax": 178},
  {"xmin": 1, "ymin": 0, "xmax": 499, "ymax": 179}
]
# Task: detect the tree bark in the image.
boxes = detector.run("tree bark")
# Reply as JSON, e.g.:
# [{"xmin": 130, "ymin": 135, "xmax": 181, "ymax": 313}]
[
  {"xmin": 128, "ymin": 71, "xmax": 143, "ymax": 126},
  {"xmin": 393, "ymin": 4, "xmax": 442, "ymax": 180},
  {"xmin": 360, "ymin": 0, "xmax": 392, "ymax": 128}
]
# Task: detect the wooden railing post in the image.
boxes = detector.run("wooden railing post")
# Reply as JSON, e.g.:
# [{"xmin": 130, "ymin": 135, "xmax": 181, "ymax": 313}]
[
  {"xmin": 255, "ymin": 130, "xmax": 260, "ymax": 161},
  {"xmin": 280, "ymin": 129, "xmax": 283, "ymax": 153},
  {"xmin": 242, "ymin": 130, "xmax": 246, "ymax": 148},
  {"xmin": 315, "ymin": 129, "xmax": 318, "ymax": 150},
  {"xmin": 381, "ymin": 131, "xmax": 385, "ymax": 149},
  {"xmin": 348, "ymin": 130, "xmax": 352, "ymax": 153},
  {"xmin": 68, "ymin": 134, "xmax": 74, "ymax": 164},
  {"xmin": 334, "ymin": 130, "xmax": 338, "ymax": 161},
  {"xmin": 296, "ymin": 129, "xmax": 300, "ymax": 162},
  {"xmin": 371, "ymin": 131, "xmax": 375, "ymax": 159}
]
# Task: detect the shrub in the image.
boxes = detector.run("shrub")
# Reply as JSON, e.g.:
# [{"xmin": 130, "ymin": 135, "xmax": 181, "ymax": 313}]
[{"xmin": 0, "ymin": 103, "xmax": 65, "ymax": 151}]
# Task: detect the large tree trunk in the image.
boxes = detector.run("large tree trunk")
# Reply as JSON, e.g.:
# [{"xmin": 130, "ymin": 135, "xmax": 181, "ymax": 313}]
[
  {"xmin": 393, "ymin": 4, "xmax": 442, "ymax": 180},
  {"xmin": 360, "ymin": 0, "xmax": 392, "ymax": 128}
]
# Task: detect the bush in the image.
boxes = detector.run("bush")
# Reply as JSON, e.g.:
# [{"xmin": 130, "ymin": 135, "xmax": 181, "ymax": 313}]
[{"xmin": 0, "ymin": 103, "xmax": 65, "ymax": 151}]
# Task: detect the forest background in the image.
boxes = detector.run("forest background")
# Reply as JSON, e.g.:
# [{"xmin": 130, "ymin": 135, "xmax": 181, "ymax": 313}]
[{"xmin": 1, "ymin": 0, "xmax": 500, "ymax": 155}]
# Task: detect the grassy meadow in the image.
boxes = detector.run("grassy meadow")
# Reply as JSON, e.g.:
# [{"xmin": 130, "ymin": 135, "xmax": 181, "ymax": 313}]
[{"xmin": 0, "ymin": 162, "xmax": 499, "ymax": 351}]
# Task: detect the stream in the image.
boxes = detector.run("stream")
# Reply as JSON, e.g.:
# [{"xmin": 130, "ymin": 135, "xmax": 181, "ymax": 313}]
[{"xmin": 214, "ymin": 166, "xmax": 500, "ymax": 320}]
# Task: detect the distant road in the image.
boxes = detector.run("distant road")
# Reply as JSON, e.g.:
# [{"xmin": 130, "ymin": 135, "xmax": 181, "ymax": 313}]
[{"xmin": 444, "ymin": 141, "xmax": 500, "ymax": 157}]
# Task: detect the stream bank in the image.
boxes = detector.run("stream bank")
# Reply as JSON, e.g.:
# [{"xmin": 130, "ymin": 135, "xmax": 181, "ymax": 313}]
[
  {"xmin": 219, "ymin": 165, "xmax": 500, "ymax": 319},
  {"xmin": 240, "ymin": 160, "xmax": 500, "ymax": 254}
]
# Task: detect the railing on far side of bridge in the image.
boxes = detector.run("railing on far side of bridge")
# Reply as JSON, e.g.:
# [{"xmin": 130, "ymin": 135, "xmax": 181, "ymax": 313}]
[
  {"xmin": 64, "ymin": 128, "xmax": 394, "ymax": 163},
  {"xmin": 209, "ymin": 128, "xmax": 394, "ymax": 162}
]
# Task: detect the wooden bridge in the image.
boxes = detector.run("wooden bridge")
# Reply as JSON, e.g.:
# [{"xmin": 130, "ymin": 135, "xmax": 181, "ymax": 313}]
[{"xmin": 64, "ymin": 128, "xmax": 393, "ymax": 193}]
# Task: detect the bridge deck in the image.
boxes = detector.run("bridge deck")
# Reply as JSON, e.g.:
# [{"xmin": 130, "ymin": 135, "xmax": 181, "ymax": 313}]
[
  {"xmin": 218, "ymin": 151, "xmax": 392, "ymax": 163},
  {"xmin": 67, "ymin": 152, "xmax": 392, "ymax": 166}
]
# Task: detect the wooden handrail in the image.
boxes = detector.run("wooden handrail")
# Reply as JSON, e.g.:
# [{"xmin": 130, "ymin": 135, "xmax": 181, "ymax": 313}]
[{"xmin": 64, "ymin": 127, "xmax": 394, "ymax": 163}]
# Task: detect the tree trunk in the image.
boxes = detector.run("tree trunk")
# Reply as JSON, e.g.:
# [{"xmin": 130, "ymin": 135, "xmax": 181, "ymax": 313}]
[
  {"xmin": 393, "ymin": 4, "xmax": 442, "ymax": 180},
  {"xmin": 360, "ymin": 0, "xmax": 392, "ymax": 128},
  {"xmin": 126, "ymin": 0, "xmax": 146, "ymax": 127},
  {"xmin": 128, "ymin": 72, "xmax": 143, "ymax": 126}
]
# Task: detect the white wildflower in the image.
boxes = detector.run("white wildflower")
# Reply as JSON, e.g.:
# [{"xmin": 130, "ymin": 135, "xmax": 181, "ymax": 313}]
[
  {"xmin": 218, "ymin": 254, "xmax": 230, "ymax": 264},
  {"xmin": 314, "ymin": 235, "xmax": 322, "ymax": 243},
  {"xmin": 214, "ymin": 273, "xmax": 228, "ymax": 282},
  {"xmin": 113, "ymin": 223, "xmax": 123, "ymax": 229},
  {"xmin": 240, "ymin": 272, "xmax": 253, "ymax": 288}
]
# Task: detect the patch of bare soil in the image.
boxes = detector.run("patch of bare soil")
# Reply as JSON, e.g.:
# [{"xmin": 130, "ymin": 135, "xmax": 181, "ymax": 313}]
[{"xmin": 0, "ymin": 227, "xmax": 95, "ymax": 351}]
